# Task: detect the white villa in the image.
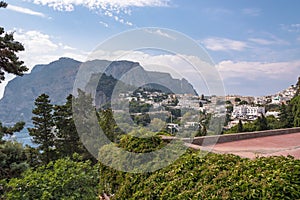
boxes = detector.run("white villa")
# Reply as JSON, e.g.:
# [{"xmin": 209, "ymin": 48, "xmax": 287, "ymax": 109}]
[{"xmin": 232, "ymin": 105, "xmax": 265, "ymax": 119}]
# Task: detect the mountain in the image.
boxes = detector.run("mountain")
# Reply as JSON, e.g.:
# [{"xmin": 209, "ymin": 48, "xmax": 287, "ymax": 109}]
[{"xmin": 0, "ymin": 57, "xmax": 196, "ymax": 124}]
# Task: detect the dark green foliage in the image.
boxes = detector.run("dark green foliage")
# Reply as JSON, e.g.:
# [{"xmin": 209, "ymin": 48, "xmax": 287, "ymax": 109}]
[
  {"xmin": 53, "ymin": 94, "xmax": 93, "ymax": 160},
  {"xmin": 98, "ymin": 131, "xmax": 168, "ymax": 195},
  {"xmin": 195, "ymin": 125, "xmax": 207, "ymax": 137},
  {"xmin": 239, "ymin": 100, "xmax": 248, "ymax": 105},
  {"xmin": 0, "ymin": 1, "xmax": 28, "ymax": 83},
  {"xmin": 295, "ymin": 77, "xmax": 300, "ymax": 96},
  {"xmin": 4, "ymin": 156, "xmax": 99, "ymax": 200},
  {"xmin": 118, "ymin": 130, "xmax": 164, "ymax": 153},
  {"xmin": 279, "ymin": 103, "xmax": 292, "ymax": 128},
  {"xmin": 99, "ymin": 151, "xmax": 300, "ymax": 199},
  {"xmin": 0, "ymin": 27, "xmax": 28, "ymax": 82},
  {"xmin": 24, "ymin": 145, "xmax": 40, "ymax": 167},
  {"xmin": 255, "ymin": 114, "xmax": 268, "ymax": 131},
  {"xmin": 266, "ymin": 103, "xmax": 281, "ymax": 112},
  {"xmin": 266, "ymin": 115, "xmax": 282, "ymax": 130},
  {"xmin": 225, "ymin": 115, "xmax": 281, "ymax": 134},
  {"xmin": 290, "ymin": 96, "xmax": 300, "ymax": 127},
  {"xmin": 129, "ymin": 100, "xmax": 151, "ymax": 114},
  {"xmin": 225, "ymin": 100, "xmax": 231, "ymax": 104},
  {"xmin": 234, "ymin": 97, "xmax": 241, "ymax": 103},
  {"xmin": 237, "ymin": 119, "xmax": 243, "ymax": 132},
  {"xmin": 226, "ymin": 104, "xmax": 233, "ymax": 113},
  {"xmin": 0, "ymin": 1, "xmax": 7, "ymax": 8},
  {"xmin": 0, "ymin": 142, "xmax": 28, "ymax": 180},
  {"xmin": 98, "ymin": 108, "xmax": 123, "ymax": 143},
  {"xmin": 0, "ymin": 121, "xmax": 25, "ymax": 141},
  {"xmin": 28, "ymin": 94, "xmax": 55, "ymax": 163}
]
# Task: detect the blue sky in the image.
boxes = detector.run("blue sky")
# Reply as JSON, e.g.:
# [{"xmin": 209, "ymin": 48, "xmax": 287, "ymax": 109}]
[{"xmin": 1, "ymin": 0, "xmax": 300, "ymax": 97}]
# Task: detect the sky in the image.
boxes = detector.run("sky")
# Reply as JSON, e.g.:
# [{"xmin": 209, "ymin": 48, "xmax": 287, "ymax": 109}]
[{"xmin": 1, "ymin": 0, "xmax": 300, "ymax": 97}]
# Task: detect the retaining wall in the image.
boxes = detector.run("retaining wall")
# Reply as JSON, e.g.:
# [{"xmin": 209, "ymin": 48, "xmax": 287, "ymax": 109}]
[{"xmin": 162, "ymin": 127, "xmax": 300, "ymax": 146}]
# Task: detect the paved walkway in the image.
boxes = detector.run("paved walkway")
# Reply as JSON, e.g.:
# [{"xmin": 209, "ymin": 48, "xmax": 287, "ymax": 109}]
[{"xmin": 185, "ymin": 132, "xmax": 300, "ymax": 159}]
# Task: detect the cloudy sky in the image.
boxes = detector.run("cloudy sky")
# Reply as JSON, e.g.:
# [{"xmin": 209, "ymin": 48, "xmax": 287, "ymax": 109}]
[{"xmin": 1, "ymin": 0, "xmax": 300, "ymax": 97}]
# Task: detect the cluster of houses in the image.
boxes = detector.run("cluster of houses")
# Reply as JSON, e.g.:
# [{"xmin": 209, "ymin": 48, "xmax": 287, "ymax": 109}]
[
  {"xmin": 254, "ymin": 85, "xmax": 297, "ymax": 105},
  {"xmin": 114, "ymin": 83, "xmax": 298, "ymax": 133}
]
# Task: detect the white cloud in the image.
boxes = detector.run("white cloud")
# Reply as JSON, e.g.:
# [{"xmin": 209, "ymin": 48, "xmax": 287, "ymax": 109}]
[
  {"xmin": 145, "ymin": 29, "xmax": 176, "ymax": 40},
  {"xmin": 15, "ymin": 30, "xmax": 58, "ymax": 54},
  {"xmin": 0, "ymin": 29, "xmax": 88, "ymax": 99},
  {"xmin": 0, "ymin": 29, "xmax": 87, "ymax": 99},
  {"xmin": 30, "ymin": 0, "xmax": 170, "ymax": 11},
  {"xmin": 126, "ymin": 21, "xmax": 133, "ymax": 26},
  {"xmin": 217, "ymin": 60, "xmax": 300, "ymax": 80},
  {"xmin": 242, "ymin": 8, "xmax": 261, "ymax": 17},
  {"xmin": 281, "ymin": 24, "xmax": 300, "ymax": 33},
  {"xmin": 248, "ymin": 38, "xmax": 276, "ymax": 45},
  {"xmin": 13, "ymin": 29, "xmax": 87, "ymax": 69},
  {"xmin": 248, "ymin": 37, "xmax": 289, "ymax": 46},
  {"xmin": 154, "ymin": 29, "xmax": 176, "ymax": 40},
  {"xmin": 30, "ymin": 0, "xmax": 169, "ymax": 26},
  {"xmin": 202, "ymin": 37, "xmax": 248, "ymax": 51},
  {"xmin": 102, "ymin": 10, "xmax": 133, "ymax": 26},
  {"xmin": 7, "ymin": 4, "xmax": 47, "ymax": 18},
  {"xmin": 99, "ymin": 21, "xmax": 109, "ymax": 28}
]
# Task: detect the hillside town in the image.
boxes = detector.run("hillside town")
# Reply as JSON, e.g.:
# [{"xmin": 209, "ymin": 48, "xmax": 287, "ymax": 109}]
[{"xmin": 114, "ymin": 84, "xmax": 298, "ymax": 134}]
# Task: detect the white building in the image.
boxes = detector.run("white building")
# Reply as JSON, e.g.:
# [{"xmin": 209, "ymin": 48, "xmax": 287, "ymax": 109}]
[
  {"xmin": 266, "ymin": 111, "xmax": 280, "ymax": 118},
  {"xmin": 232, "ymin": 105, "xmax": 265, "ymax": 119},
  {"xmin": 271, "ymin": 96, "xmax": 281, "ymax": 104}
]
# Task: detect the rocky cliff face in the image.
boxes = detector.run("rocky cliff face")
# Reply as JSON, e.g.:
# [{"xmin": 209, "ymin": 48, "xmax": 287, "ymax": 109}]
[{"xmin": 0, "ymin": 57, "xmax": 196, "ymax": 124}]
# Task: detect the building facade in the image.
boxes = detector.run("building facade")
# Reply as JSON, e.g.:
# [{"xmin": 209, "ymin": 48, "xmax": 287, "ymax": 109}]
[{"xmin": 232, "ymin": 105, "xmax": 265, "ymax": 119}]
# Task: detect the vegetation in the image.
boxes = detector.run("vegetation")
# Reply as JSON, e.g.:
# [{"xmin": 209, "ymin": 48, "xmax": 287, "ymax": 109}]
[
  {"xmin": 0, "ymin": 122, "xmax": 25, "ymax": 142},
  {"xmin": 0, "ymin": 1, "xmax": 28, "ymax": 83},
  {"xmin": 28, "ymin": 94, "xmax": 56, "ymax": 163},
  {"xmin": 98, "ymin": 150, "xmax": 300, "ymax": 199},
  {"xmin": 4, "ymin": 155, "xmax": 99, "ymax": 200},
  {"xmin": 1, "ymin": 9, "xmax": 300, "ymax": 197},
  {"xmin": 0, "ymin": 141, "xmax": 28, "ymax": 180},
  {"xmin": 1, "ymin": 90, "xmax": 300, "ymax": 198},
  {"xmin": 225, "ymin": 115, "xmax": 278, "ymax": 134}
]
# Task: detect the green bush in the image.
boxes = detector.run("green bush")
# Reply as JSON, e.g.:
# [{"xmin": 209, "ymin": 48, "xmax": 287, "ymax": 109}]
[
  {"xmin": 99, "ymin": 150, "xmax": 300, "ymax": 199},
  {"xmin": 4, "ymin": 155, "xmax": 99, "ymax": 200}
]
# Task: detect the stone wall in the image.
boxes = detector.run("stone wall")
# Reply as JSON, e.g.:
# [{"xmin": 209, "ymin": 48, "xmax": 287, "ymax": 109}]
[{"xmin": 162, "ymin": 127, "xmax": 300, "ymax": 146}]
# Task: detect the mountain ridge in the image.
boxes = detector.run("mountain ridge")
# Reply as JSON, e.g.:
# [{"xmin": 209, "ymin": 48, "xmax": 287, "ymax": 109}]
[{"xmin": 0, "ymin": 57, "xmax": 196, "ymax": 124}]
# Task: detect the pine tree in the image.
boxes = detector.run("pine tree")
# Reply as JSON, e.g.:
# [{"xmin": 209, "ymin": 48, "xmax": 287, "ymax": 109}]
[
  {"xmin": 53, "ymin": 94, "xmax": 93, "ymax": 160},
  {"xmin": 279, "ymin": 103, "xmax": 292, "ymax": 128},
  {"xmin": 53, "ymin": 95, "xmax": 77, "ymax": 157},
  {"xmin": 72, "ymin": 89, "xmax": 104, "ymax": 162},
  {"xmin": 98, "ymin": 108, "xmax": 120, "ymax": 143},
  {"xmin": 0, "ymin": 0, "xmax": 26, "ymax": 142},
  {"xmin": 0, "ymin": 1, "xmax": 28, "ymax": 82},
  {"xmin": 0, "ymin": 121, "xmax": 25, "ymax": 142},
  {"xmin": 28, "ymin": 94, "xmax": 55, "ymax": 163}
]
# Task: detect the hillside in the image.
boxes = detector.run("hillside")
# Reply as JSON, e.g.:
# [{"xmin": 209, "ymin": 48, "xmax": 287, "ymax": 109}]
[{"xmin": 0, "ymin": 58, "xmax": 196, "ymax": 124}]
